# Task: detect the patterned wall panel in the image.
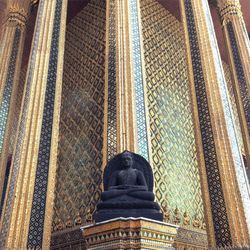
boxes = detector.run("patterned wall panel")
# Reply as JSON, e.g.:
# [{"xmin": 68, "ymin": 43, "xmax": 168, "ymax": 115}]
[
  {"xmin": 8, "ymin": 65, "xmax": 27, "ymax": 154},
  {"xmin": 53, "ymin": 0, "xmax": 106, "ymax": 231},
  {"xmin": 129, "ymin": 0, "xmax": 149, "ymax": 160},
  {"xmin": 27, "ymin": 0, "xmax": 63, "ymax": 247},
  {"xmin": 0, "ymin": 0, "xmax": 45, "ymax": 247},
  {"xmin": 183, "ymin": 0, "xmax": 232, "ymax": 246},
  {"xmin": 140, "ymin": 0, "xmax": 204, "ymax": 225},
  {"xmin": 227, "ymin": 22, "xmax": 250, "ymax": 135},
  {"xmin": 223, "ymin": 62, "xmax": 244, "ymax": 154},
  {"xmin": 0, "ymin": 28, "xmax": 21, "ymax": 154},
  {"xmin": 107, "ymin": 0, "xmax": 117, "ymax": 160}
]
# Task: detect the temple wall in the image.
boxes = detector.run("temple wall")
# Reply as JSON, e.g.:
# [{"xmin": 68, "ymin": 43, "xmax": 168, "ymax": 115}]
[
  {"xmin": 52, "ymin": 0, "xmax": 244, "ymax": 232},
  {"xmin": 53, "ymin": 0, "xmax": 106, "ymax": 231},
  {"xmin": 141, "ymin": 0, "xmax": 205, "ymax": 224}
]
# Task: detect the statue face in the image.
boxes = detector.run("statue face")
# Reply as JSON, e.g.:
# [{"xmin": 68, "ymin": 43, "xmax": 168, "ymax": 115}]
[{"xmin": 122, "ymin": 154, "xmax": 133, "ymax": 168}]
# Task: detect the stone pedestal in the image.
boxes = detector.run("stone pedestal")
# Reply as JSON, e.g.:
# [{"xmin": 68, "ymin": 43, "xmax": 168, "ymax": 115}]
[
  {"xmin": 82, "ymin": 217, "xmax": 177, "ymax": 249},
  {"xmin": 50, "ymin": 218, "xmax": 208, "ymax": 249}
]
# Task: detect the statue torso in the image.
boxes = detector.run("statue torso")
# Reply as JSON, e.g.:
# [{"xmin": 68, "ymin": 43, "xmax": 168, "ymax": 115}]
[{"xmin": 117, "ymin": 168, "xmax": 139, "ymax": 186}]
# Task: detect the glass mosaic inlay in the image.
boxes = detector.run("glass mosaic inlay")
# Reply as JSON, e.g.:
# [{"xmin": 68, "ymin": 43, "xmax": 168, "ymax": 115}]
[
  {"xmin": 140, "ymin": 0, "xmax": 204, "ymax": 228},
  {"xmin": 227, "ymin": 22, "xmax": 250, "ymax": 136},
  {"xmin": 0, "ymin": 0, "xmax": 45, "ymax": 247},
  {"xmin": 129, "ymin": 0, "xmax": 149, "ymax": 160},
  {"xmin": 53, "ymin": 0, "xmax": 106, "ymax": 232},
  {"xmin": 203, "ymin": 0, "xmax": 250, "ymax": 230},
  {"xmin": 0, "ymin": 28, "xmax": 20, "ymax": 154},
  {"xmin": 27, "ymin": 0, "xmax": 63, "ymax": 248},
  {"xmin": 107, "ymin": 0, "xmax": 117, "ymax": 160},
  {"xmin": 184, "ymin": 0, "xmax": 232, "ymax": 246}
]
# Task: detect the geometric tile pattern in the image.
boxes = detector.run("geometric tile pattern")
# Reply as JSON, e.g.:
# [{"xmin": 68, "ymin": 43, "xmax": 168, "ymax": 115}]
[
  {"xmin": 140, "ymin": 0, "xmax": 204, "ymax": 226},
  {"xmin": 27, "ymin": 0, "xmax": 63, "ymax": 248},
  {"xmin": 8, "ymin": 65, "xmax": 27, "ymax": 154},
  {"xmin": 53, "ymin": 0, "xmax": 106, "ymax": 231},
  {"xmin": 129, "ymin": 0, "xmax": 149, "ymax": 160},
  {"xmin": 107, "ymin": 0, "xmax": 117, "ymax": 160},
  {"xmin": 184, "ymin": 0, "xmax": 232, "ymax": 246},
  {"xmin": 227, "ymin": 21, "xmax": 250, "ymax": 136},
  {"xmin": 206, "ymin": 5, "xmax": 250, "ymax": 230},
  {"xmin": 0, "ymin": 0, "xmax": 46, "ymax": 247},
  {"xmin": 0, "ymin": 28, "xmax": 21, "ymax": 154},
  {"xmin": 223, "ymin": 62, "xmax": 244, "ymax": 154}
]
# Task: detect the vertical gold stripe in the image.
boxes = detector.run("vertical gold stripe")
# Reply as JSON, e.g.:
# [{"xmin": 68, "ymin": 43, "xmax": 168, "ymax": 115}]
[
  {"xmin": 127, "ymin": 0, "xmax": 137, "ymax": 154},
  {"xmin": 136, "ymin": 0, "xmax": 153, "ymax": 164},
  {"xmin": 125, "ymin": 0, "xmax": 136, "ymax": 152},
  {"xmin": 41, "ymin": 1, "xmax": 68, "ymax": 249},
  {"xmin": 192, "ymin": 0, "xmax": 241, "ymax": 243},
  {"xmin": 218, "ymin": 0, "xmax": 250, "ymax": 174},
  {"xmin": 0, "ymin": 27, "xmax": 15, "ymax": 103},
  {"xmin": 117, "ymin": 0, "xmax": 122, "ymax": 151},
  {"xmin": 178, "ymin": 0, "xmax": 216, "ymax": 246},
  {"xmin": 6, "ymin": 0, "xmax": 55, "ymax": 248},
  {"xmin": 191, "ymin": 0, "xmax": 249, "ymax": 244},
  {"xmin": 114, "ymin": 0, "xmax": 121, "ymax": 153},
  {"xmin": 16, "ymin": 0, "xmax": 56, "ymax": 247},
  {"xmin": 223, "ymin": 24, "xmax": 250, "ymax": 185},
  {"xmin": 0, "ymin": 26, "xmax": 16, "ymax": 201},
  {"xmin": 0, "ymin": 28, "xmax": 26, "ymax": 210},
  {"xmin": 102, "ymin": 0, "xmax": 110, "ymax": 169},
  {"xmin": 233, "ymin": 22, "xmax": 250, "ymax": 91},
  {"xmin": 123, "ymin": 0, "xmax": 131, "ymax": 151}
]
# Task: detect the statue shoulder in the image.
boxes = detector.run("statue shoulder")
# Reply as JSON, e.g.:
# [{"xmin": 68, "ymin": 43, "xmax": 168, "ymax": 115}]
[
  {"xmin": 134, "ymin": 168, "xmax": 143, "ymax": 174},
  {"xmin": 108, "ymin": 170, "xmax": 119, "ymax": 187},
  {"xmin": 110, "ymin": 170, "xmax": 119, "ymax": 178}
]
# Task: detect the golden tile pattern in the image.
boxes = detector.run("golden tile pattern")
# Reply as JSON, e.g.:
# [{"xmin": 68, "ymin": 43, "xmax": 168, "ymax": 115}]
[
  {"xmin": 106, "ymin": 0, "xmax": 117, "ymax": 160},
  {"xmin": 0, "ymin": 28, "xmax": 21, "ymax": 154},
  {"xmin": 53, "ymin": 0, "xmax": 106, "ymax": 231},
  {"xmin": 223, "ymin": 62, "xmax": 244, "ymax": 154},
  {"xmin": 8, "ymin": 66, "xmax": 27, "ymax": 155},
  {"xmin": 140, "ymin": 0, "xmax": 204, "ymax": 224}
]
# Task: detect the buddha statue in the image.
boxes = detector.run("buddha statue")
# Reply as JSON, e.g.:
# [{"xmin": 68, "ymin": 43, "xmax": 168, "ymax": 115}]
[
  {"xmin": 94, "ymin": 151, "xmax": 163, "ymax": 222},
  {"xmin": 100, "ymin": 152, "xmax": 154, "ymax": 203}
]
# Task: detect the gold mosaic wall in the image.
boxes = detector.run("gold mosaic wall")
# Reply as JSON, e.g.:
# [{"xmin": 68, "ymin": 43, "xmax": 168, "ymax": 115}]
[
  {"xmin": 9, "ymin": 66, "xmax": 27, "ymax": 154},
  {"xmin": 53, "ymin": 0, "xmax": 106, "ymax": 231},
  {"xmin": 223, "ymin": 62, "xmax": 244, "ymax": 154},
  {"xmin": 140, "ymin": 0, "xmax": 205, "ymax": 224},
  {"xmin": 51, "ymin": 0, "xmax": 245, "ymax": 232}
]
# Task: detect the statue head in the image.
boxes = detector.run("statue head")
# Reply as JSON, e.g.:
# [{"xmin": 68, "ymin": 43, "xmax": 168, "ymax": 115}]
[
  {"xmin": 103, "ymin": 150, "xmax": 154, "ymax": 192},
  {"xmin": 121, "ymin": 151, "xmax": 133, "ymax": 169}
]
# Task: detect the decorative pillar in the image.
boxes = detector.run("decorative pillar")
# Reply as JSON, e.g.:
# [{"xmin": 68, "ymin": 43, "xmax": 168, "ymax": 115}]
[
  {"xmin": 217, "ymin": 0, "xmax": 250, "ymax": 168},
  {"xmin": 179, "ymin": 0, "xmax": 250, "ymax": 248},
  {"xmin": 103, "ymin": 0, "xmax": 151, "ymax": 164},
  {"xmin": 0, "ymin": 0, "xmax": 68, "ymax": 249},
  {"xmin": 0, "ymin": 0, "xmax": 31, "ymax": 205}
]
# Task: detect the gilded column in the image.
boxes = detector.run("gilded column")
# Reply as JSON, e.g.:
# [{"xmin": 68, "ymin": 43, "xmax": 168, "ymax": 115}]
[
  {"xmin": 0, "ymin": 0, "xmax": 68, "ymax": 249},
  {"xmin": 179, "ymin": 0, "xmax": 250, "ymax": 247},
  {"xmin": 217, "ymin": 0, "xmax": 250, "ymax": 168},
  {"xmin": 0, "ymin": 0, "xmax": 31, "ymax": 205},
  {"xmin": 103, "ymin": 0, "xmax": 151, "ymax": 164}
]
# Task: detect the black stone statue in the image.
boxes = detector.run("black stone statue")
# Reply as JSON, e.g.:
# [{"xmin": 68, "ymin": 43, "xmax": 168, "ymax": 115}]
[{"xmin": 94, "ymin": 151, "xmax": 163, "ymax": 222}]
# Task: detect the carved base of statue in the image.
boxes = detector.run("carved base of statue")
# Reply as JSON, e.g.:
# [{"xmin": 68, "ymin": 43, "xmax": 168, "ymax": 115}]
[
  {"xmin": 94, "ymin": 208, "xmax": 163, "ymax": 222},
  {"xmin": 94, "ymin": 151, "xmax": 163, "ymax": 222}
]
